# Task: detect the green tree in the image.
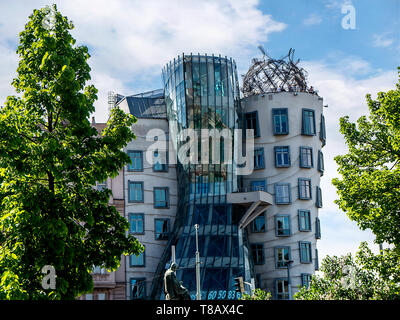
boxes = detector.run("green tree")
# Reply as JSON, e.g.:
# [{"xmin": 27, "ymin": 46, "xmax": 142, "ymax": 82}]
[
  {"xmin": 332, "ymin": 68, "xmax": 400, "ymax": 246},
  {"xmin": 241, "ymin": 288, "xmax": 272, "ymax": 300},
  {"xmin": 294, "ymin": 242, "xmax": 400, "ymax": 300},
  {"xmin": 0, "ymin": 5, "xmax": 142, "ymax": 299}
]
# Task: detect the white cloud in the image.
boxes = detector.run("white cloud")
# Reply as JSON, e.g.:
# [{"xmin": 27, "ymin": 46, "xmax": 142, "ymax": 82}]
[
  {"xmin": 0, "ymin": 0, "xmax": 286, "ymax": 121},
  {"xmin": 372, "ymin": 33, "xmax": 394, "ymax": 48},
  {"xmin": 303, "ymin": 14, "xmax": 323, "ymax": 26}
]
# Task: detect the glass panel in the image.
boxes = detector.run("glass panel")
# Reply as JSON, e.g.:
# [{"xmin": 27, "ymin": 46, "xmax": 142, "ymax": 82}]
[
  {"xmin": 129, "ymin": 182, "xmax": 143, "ymax": 202},
  {"xmin": 155, "ymin": 219, "xmax": 169, "ymax": 240}
]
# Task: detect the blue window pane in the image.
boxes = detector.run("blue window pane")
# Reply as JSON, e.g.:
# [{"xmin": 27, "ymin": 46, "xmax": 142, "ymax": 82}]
[
  {"xmin": 129, "ymin": 182, "xmax": 143, "ymax": 202},
  {"xmin": 318, "ymin": 150, "xmax": 324, "ymax": 174},
  {"xmin": 298, "ymin": 178, "xmax": 312, "ymax": 200},
  {"xmin": 131, "ymin": 278, "xmax": 145, "ymax": 300},
  {"xmin": 154, "ymin": 188, "xmax": 168, "ymax": 208},
  {"xmin": 275, "ymin": 146, "xmax": 290, "ymax": 167},
  {"xmin": 298, "ymin": 210, "xmax": 311, "ymax": 231},
  {"xmin": 275, "ymin": 279, "xmax": 289, "ymax": 300},
  {"xmin": 273, "ymin": 109, "xmax": 289, "ymax": 134},
  {"xmin": 302, "ymin": 109, "xmax": 316, "ymax": 135},
  {"xmin": 251, "ymin": 180, "xmax": 266, "ymax": 191},
  {"xmin": 275, "ymin": 247, "xmax": 291, "ymax": 268},
  {"xmin": 155, "ymin": 219, "xmax": 169, "ymax": 240},
  {"xmin": 275, "ymin": 184, "xmax": 291, "ymax": 204},
  {"xmin": 276, "ymin": 215, "xmax": 290, "ymax": 236},
  {"xmin": 300, "ymin": 242, "xmax": 312, "ymax": 263},
  {"xmin": 245, "ymin": 111, "xmax": 260, "ymax": 137},
  {"xmin": 316, "ymin": 186, "xmax": 323, "ymax": 208},
  {"xmin": 300, "ymin": 147, "xmax": 313, "ymax": 168},
  {"xmin": 251, "ymin": 213, "xmax": 266, "ymax": 233},
  {"xmin": 315, "ymin": 217, "xmax": 321, "ymax": 239},
  {"xmin": 320, "ymin": 114, "xmax": 326, "ymax": 145},
  {"xmin": 301, "ymin": 274, "xmax": 312, "ymax": 288},
  {"xmin": 254, "ymin": 148, "xmax": 265, "ymax": 169},
  {"xmin": 129, "ymin": 214, "xmax": 144, "ymax": 234},
  {"xmin": 128, "ymin": 151, "xmax": 143, "ymax": 171},
  {"xmin": 131, "ymin": 251, "xmax": 144, "ymax": 266}
]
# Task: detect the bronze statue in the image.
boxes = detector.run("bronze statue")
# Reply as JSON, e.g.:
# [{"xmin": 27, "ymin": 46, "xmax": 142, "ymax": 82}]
[{"xmin": 164, "ymin": 263, "xmax": 191, "ymax": 300}]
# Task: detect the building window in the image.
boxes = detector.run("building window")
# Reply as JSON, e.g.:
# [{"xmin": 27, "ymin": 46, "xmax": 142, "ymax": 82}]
[
  {"xmin": 275, "ymin": 215, "xmax": 291, "ymax": 236},
  {"xmin": 274, "ymin": 146, "xmax": 291, "ymax": 167},
  {"xmin": 301, "ymin": 274, "xmax": 312, "ymax": 288},
  {"xmin": 315, "ymin": 249, "xmax": 319, "ymax": 270},
  {"xmin": 85, "ymin": 294, "xmax": 93, "ymax": 300},
  {"xmin": 97, "ymin": 293, "xmax": 106, "ymax": 300},
  {"xmin": 128, "ymin": 151, "xmax": 143, "ymax": 171},
  {"xmin": 300, "ymin": 147, "xmax": 313, "ymax": 168},
  {"xmin": 251, "ymin": 213, "xmax": 266, "ymax": 233},
  {"xmin": 155, "ymin": 219, "xmax": 170, "ymax": 240},
  {"xmin": 130, "ymin": 249, "xmax": 145, "ymax": 267},
  {"xmin": 129, "ymin": 213, "xmax": 144, "ymax": 234},
  {"xmin": 298, "ymin": 178, "xmax": 312, "ymax": 200},
  {"xmin": 275, "ymin": 247, "xmax": 291, "ymax": 268},
  {"xmin": 272, "ymin": 108, "xmax": 289, "ymax": 135},
  {"xmin": 275, "ymin": 183, "xmax": 291, "ymax": 204},
  {"xmin": 275, "ymin": 279, "xmax": 289, "ymax": 300},
  {"xmin": 96, "ymin": 180, "xmax": 107, "ymax": 191},
  {"xmin": 316, "ymin": 186, "xmax": 323, "ymax": 208},
  {"xmin": 251, "ymin": 180, "xmax": 266, "ymax": 191},
  {"xmin": 298, "ymin": 210, "xmax": 311, "ymax": 231},
  {"xmin": 320, "ymin": 114, "xmax": 326, "ymax": 146},
  {"xmin": 299, "ymin": 241, "xmax": 312, "ymax": 263},
  {"xmin": 154, "ymin": 187, "xmax": 169, "ymax": 208},
  {"xmin": 318, "ymin": 150, "xmax": 324, "ymax": 175},
  {"xmin": 92, "ymin": 265, "xmax": 107, "ymax": 274},
  {"xmin": 128, "ymin": 181, "xmax": 144, "ymax": 203},
  {"xmin": 251, "ymin": 243, "xmax": 265, "ymax": 265},
  {"xmin": 302, "ymin": 109, "xmax": 316, "ymax": 135},
  {"xmin": 153, "ymin": 150, "xmax": 168, "ymax": 172},
  {"xmin": 130, "ymin": 278, "xmax": 146, "ymax": 300},
  {"xmin": 245, "ymin": 111, "xmax": 260, "ymax": 137},
  {"xmin": 254, "ymin": 148, "xmax": 265, "ymax": 169},
  {"xmin": 315, "ymin": 217, "xmax": 321, "ymax": 239}
]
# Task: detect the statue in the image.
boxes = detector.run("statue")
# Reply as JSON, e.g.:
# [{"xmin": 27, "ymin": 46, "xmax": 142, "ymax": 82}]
[{"xmin": 164, "ymin": 263, "xmax": 191, "ymax": 300}]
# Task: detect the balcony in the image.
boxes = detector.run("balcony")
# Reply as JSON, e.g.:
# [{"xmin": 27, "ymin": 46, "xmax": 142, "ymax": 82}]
[{"xmin": 227, "ymin": 187, "xmax": 273, "ymax": 229}]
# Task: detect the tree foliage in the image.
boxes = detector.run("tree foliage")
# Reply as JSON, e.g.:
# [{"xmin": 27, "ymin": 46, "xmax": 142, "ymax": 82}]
[
  {"xmin": 0, "ymin": 5, "xmax": 142, "ymax": 299},
  {"xmin": 332, "ymin": 68, "xmax": 400, "ymax": 246},
  {"xmin": 241, "ymin": 288, "xmax": 272, "ymax": 300},
  {"xmin": 294, "ymin": 242, "xmax": 400, "ymax": 300}
]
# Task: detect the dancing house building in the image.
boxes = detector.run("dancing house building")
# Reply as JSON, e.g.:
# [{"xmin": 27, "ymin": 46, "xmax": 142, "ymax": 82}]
[{"xmin": 107, "ymin": 49, "xmax": 326, "ymax": 300}]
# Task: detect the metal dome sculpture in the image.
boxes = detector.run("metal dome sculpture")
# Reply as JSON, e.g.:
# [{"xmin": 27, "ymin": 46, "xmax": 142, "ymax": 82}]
[{"xmin": 241, "ymin": 46, "xmax": 310, "ymax": 97}]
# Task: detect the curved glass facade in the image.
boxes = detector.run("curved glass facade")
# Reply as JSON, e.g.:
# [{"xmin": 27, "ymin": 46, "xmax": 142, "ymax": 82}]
[{"xmin": 151, "ymin": 54, "xmax": 250, "ymax": 300}]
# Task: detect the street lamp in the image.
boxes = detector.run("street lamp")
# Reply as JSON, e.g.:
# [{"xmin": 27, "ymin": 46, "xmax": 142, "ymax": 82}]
[
  {"xmin": 285, "ymin": 260, "xmax": 294, "ymax": 300},
  {"xmin": 194, "ymin": 224, "xmax": 201, "ymax": 300}
]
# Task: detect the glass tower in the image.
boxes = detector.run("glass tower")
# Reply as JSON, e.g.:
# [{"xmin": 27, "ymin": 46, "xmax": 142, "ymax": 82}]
[{"xmin": 150, "ymin": 54, "xmax": 250, "ymax": 300}]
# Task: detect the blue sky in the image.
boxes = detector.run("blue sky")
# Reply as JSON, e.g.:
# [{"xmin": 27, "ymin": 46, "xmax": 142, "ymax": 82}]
[{"xmin": 0, "ymin": 0, "xmax": 399, "ymax": 260}]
